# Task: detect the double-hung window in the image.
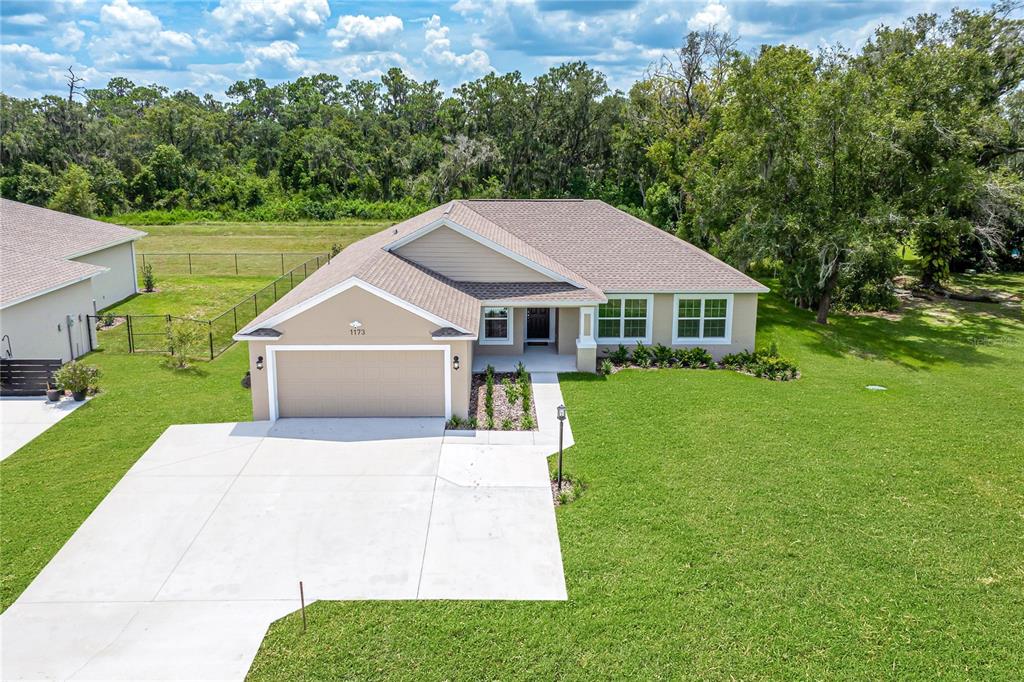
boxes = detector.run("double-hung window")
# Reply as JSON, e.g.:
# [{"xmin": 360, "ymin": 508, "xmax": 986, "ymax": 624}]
[
  {"xmin": 673, "ymin": 294, "xmax": 732, "ymax": 344},
  {"xmin": 480, "ymin": 306, "xmax": 513, "ymax": 344},
  {"xmin": 597, "ymin": 295, "xmax": 652, "ymax": 344}
]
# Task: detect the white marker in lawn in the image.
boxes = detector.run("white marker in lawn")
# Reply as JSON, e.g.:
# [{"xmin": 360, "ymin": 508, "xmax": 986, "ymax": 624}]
[{"xmin": 866, "ymin": 385, "xmax": 887, "ymax": 390}]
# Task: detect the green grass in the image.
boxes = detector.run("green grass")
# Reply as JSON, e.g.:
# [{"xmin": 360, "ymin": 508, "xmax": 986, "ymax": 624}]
[
  {"xmin": 132, "ymin": 220, "xmax": 388, "ymax": 256},
  {"xmin": 103, "ymin": 276, "xmax": 277, "ymax": 318},
  {"xmin": 0, "ymin": 345, "xmax": 252, "ymax": 611},
  {"xmin": 247, "ymin": 286, "xmax": 1024, "ymax": 680}
]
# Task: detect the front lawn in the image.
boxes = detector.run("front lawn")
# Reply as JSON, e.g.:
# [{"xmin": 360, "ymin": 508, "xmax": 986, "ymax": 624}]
[
  {"xmin": 0, "ymin": 346, "xmax": 252, "ymax": 611},
  {"xmin": 248, "ymin": 288, "xmax": 1024, "ymax": 679}
]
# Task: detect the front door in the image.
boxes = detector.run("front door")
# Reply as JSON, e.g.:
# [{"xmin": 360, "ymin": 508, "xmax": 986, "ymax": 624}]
[{"xmin": 526, "ymin": 308, "xmax": 551, "ymax": 341}]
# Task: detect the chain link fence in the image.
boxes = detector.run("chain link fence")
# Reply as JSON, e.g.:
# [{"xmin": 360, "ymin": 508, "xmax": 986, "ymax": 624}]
[
  {"xmin": 137, "ymin": 252, "xmax": 326, "ymax": 276},
  {"xmin": 92, "ymin": 254, "xmax": 326, "ymax": 359}
]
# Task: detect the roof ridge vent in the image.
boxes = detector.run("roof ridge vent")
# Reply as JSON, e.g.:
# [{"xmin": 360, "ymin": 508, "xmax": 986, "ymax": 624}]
[{"xmin": 442, "ymin": 201, "xmax": 454, "ymax": 216}]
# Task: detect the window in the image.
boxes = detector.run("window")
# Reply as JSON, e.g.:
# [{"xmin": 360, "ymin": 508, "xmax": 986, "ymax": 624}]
[
  {"xmin": 597, "ymin": 295, "xmax": 652, "ymax": 343},
  {"xmin": 673, "ymin": 294, "xmax": 732, "ymax": 344},
  {"xmin": 480, "ymin": 306, "xmax": 512, "ymax": 344}
]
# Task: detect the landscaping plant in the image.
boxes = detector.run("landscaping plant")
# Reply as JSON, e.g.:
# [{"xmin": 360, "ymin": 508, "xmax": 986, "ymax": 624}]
[
  {"xmin": 53, "ymin": 361, "xmax": 100, "ymax": 400},
  {"xmin": 166, "ymin": 320, "xmax": 205, "ymax": 368},
  {"xmin": 631, "ymin": 342, "xmax": 652, "ymax": 368},
  {"xmin": 609, "ymin": 344, "xmax": 630, "ymax": 365},
  {"xmin": 674, "ymin": 347, "xmax": 713, "ymax": 368},
  {"xmin": 484, "ymin": 365, "xmax": 495, "ymax": 428},
  {"xmin": 142, "ymin": 263, "xmax": 156, "ymax": 293},
  {"xmin": 600, "ymin": 358, "xmax": 614, "ymax": 375},
  {"xmin": 652, "ymin": 343, "xmax": 674, "ymax": 367}
]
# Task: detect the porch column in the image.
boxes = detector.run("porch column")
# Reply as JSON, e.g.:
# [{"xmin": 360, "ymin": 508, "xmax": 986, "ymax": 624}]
[{"xmin": 576, "ymin": 305, "xmax": 597, "ymax": 373}]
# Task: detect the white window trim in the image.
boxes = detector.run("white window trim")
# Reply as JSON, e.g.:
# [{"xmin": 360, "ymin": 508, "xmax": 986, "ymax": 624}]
[
  {"xmin": 595, "ymin": 294, "xmax": 654, "ymax": 345},
  {"xmin": 265, "ymin": 344, "xmax": 451, "ymax": 421},
  {"xmin": 525, "ymin": 307, "xmax": 556, "ymax": 342},
  {"xmin": 672, "ymin": 293, "xmax": 734, "ymax": 345},
  {"xmin": 479, "ymin": 306, "xmax": 514, "ymax": 345}
]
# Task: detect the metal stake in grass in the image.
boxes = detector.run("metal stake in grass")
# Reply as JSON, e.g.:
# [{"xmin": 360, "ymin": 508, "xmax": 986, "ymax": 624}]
[
  {"xmin": 299, "ymin": 580, "xmax": 307, "ymax": 632},
  {"xmin": 556, "ymin": 404, "xmax": 566, "ymax": 490}
]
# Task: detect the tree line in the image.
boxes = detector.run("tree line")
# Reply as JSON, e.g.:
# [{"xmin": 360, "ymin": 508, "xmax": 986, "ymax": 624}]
[{"xmin": 1, "ymin": 3, "xmax": 1021, "ymax": 322}]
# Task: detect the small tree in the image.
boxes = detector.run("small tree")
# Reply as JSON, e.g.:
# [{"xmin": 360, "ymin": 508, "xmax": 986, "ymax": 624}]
[
  {"xmin": 142, "ymin": 263, "xmax": 155, "ymax": 292},
  {"xmin": 49, "ymin": 164, "xmax": 97, "ymax": 217},
  {"xmin": 167, "ymin": 321, "xmax": 204, "ymax": 368}
]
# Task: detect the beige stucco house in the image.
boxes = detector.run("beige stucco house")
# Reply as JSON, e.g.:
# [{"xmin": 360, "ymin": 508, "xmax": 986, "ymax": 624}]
[
  {"xmin": 0, "ymin": 199, "xmax": 145, "ymax": 362},
  {"xmin": 237, "ymin": 200, "xmax": 768, "ymax": 422}
]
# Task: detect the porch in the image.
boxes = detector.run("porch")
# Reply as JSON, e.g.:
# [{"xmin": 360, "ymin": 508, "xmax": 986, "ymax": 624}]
[{"xmin": 471, "ymin": 345, "xmax": 579, "ymax": 373}]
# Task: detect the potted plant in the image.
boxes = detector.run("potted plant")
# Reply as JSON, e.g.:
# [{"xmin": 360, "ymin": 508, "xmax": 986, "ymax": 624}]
[
  {"xmin": 53, "ymin": 361, "xmax": 100, "ymax": 402},
  {"xmin": 46, "ymin": 382, "xmax": 62, "ymax": 402}
]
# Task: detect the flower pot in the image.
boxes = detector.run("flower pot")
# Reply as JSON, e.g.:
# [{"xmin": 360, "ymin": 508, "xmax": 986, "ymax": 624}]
[
  {"xmin": 46, "ymin": 388, "xmax": 62, "ymax": 402},
  {"xmin": 71, "ymin": 390, "xmax": 87, "ymax": 401}
]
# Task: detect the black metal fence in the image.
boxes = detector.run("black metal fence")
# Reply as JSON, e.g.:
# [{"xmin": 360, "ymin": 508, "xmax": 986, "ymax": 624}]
[
  {"xmin": 93, "ymin": 254, "xmax": 326, "ymax": 359},
  {"xmin": 137, "ymin": 252, "xmax": 327, "ymax": 276}
]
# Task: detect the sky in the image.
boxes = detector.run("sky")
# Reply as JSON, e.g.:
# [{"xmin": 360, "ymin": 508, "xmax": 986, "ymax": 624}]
[{"xmin": 0, "ymin": 0, "xmax": 999, "ymax": 99}]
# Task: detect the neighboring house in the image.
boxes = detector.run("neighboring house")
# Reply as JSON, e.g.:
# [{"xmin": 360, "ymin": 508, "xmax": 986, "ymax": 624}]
[
  {"xmin": 0, "ymin": 199, "xmax": 145, "ymax": 362},
  {"xmin": 236, "ymin": 199, "xmax": 768, "ymax": 422}
]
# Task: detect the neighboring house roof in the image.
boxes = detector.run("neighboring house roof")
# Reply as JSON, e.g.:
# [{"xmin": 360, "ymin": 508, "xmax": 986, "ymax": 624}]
[
  {"xmin": 1, "ymin": 199, "xmax": 145, "ymax": 259},
  {"xmin": 237, "ymin": 199, "xmax": 767, "ymax": 336},
  {"xmin": 0, "ymin": 199, "xmax": 146, "ymax": 308},
  {"xmin": 0, "ymin": 251, "xmax": 106, "ymax": 308}
]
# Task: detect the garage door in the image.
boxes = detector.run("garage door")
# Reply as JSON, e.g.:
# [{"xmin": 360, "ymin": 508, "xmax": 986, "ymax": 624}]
[{"xmin": 273, "ymin": 349, "xmax": 446, "ymax": 418}]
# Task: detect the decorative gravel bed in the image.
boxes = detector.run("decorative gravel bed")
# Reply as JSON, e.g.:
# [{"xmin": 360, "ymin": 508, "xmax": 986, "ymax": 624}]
[{"xmin": 467, "ymin": 371, "xmax": 538, "ymax": 430}]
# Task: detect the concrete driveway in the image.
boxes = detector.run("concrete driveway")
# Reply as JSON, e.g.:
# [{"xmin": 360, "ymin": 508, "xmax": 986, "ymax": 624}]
[
  {"xmin": 0, "ymin": 396, "xmax": 86, "ymax": 462},
  {"xmin": 1, "ymin": 379, "xmax": 569, "ymax": 680}
]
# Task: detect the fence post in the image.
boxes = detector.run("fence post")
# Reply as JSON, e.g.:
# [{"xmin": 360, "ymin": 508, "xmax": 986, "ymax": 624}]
[
  {"xmin": 290, "ymin": 270, "xmax": 294, "ymax": 289},
  {"xmin": 166, "ymin": 314, "xmax": 172, "ymax": 353},
  {"xmin": 254, "ymin": 294, "xmax": 258, "ymax": 317},
  {"xmin": 281, "ymin": 253, "xmax": 285, "ymax": 275},
  {"xmin": 188, "ymin": 253, "xmax": 192, "ymax": 275},
  {"xmin": 126, "ymin": 315, "xmax": 134, "ymax": 353},
  {"xmin": 233, "ymin": 306, "xmax": 238, "ymax": 332},
  {"xmin": 234, "ymin": 253, "xmax": 239, "ymax": 275},
  {"xmin": 208, "ymin": 321, "xmax": 214, "ymax": 360},
  {"xmin": 274, "ymin": 280, "xmax": 277, "ymax": 301},
  {"xmin": 141, "ymin": 253, "xmax": 146, "ymax": 272},
  {"xmin": 304, "ymin": 262, "xmax": 308, "ymax": 279},
  {"xmin": 316, "ymin": 255, "xmax": 321, "ymax": 269}
]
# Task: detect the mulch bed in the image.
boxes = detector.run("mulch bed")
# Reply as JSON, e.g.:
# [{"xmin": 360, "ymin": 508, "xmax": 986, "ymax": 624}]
[{"xmin": 468, "ymin": 371, "xmax": 538, "ymax": 431}]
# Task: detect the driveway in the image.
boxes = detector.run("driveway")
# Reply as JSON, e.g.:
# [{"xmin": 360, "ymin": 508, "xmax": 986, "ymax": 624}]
[
  {"xmin": 1, "ymin": 373, "xmax": 570, "ymax": 680},
  {"xmin": 0, "ymin": 396, "xmax": 86, "ymax": 462}
]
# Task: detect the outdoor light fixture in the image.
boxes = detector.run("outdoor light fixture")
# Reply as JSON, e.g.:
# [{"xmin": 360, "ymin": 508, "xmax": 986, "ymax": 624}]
[
  {"xmin": 556, "ymin": 404, "xmax": 566, "ymax": 490},
  {"xmin": 256, "ymin": 355, "xmax": 264, "ymax": 371},
  {"xmin": 453, "ymin": 355, "xmax": 460, "ymax": 370}
]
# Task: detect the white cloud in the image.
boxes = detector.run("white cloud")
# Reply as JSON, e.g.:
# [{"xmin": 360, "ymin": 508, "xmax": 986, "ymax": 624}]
[
  {"xmin": 0, "ymin": 44, "xmax": 77, "ymax": 97},
  {"xmin": 8, "ymin": 13, "xmax": 48, "ymax": 27},
  {"xmin": 328, "ymin": 15, "xmax": 403, "ymax": 51},
  {"xmin": 243, "ymin": 40, "xmax": 314, "ymax": 75},
  {"xmin": 100, "ymin": 0, "xmax": 161, "ymax": 32},
  {"xmin": 93, "ymin": 0, "xmax": 195, "ymax": 68},
  {"xmin": 211, "ymin": 0, "xmax": 330, "ymax": 40},
  {"xmin": 423, "ymin": 14, "xmax": 492, "ymax": 77},
  {"xmin": 688, "ymin": 1, "xmax": 732, "ymax": 32},
  {"xmin": 54, "ymin": 22, "xmax": 86, "ymax": 51}
]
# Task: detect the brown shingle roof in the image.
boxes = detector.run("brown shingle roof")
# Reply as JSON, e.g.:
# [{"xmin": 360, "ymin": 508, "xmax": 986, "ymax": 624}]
[
  {"xmin": 459, "ymin": 200, "xmax": 768, "ymax": 293},
  {"xmin": 237, "ymin": 199, "xmax": 766, "ymax": 336}
]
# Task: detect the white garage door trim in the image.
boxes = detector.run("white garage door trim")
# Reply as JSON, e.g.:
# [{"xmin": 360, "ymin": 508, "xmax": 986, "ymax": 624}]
[{"xmin": 266, "ymin": 344, "xmax": 451, "ymax": 421}]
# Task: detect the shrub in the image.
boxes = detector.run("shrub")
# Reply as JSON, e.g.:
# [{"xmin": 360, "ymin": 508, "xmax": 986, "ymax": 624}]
[
  {"xmin": 166, "ymin": 320, "xmax": 205, "ymax": 368},
  {"xmin": 102, "ymin": 311, "xmax": 115, "ymax": 327},
  {"xmin": 521, "ymin": 414, "xmax": 535, "ymax": 430},
  {"xmin": 54, "ymin": 361, "xmax": 100, "ymax": 394},
  {"xmin": 674, "ymin": 347, "xmax": 714, "ymax": 368},
  {"xmin": 502, "ymin": 377, "xmax": 520, "ymax": 404},
  {"xmin": 447, "ymin": 415, "xmax": 465, "ymax": 430},
  {"xmin": 631, "ymin": 342, "xmax": 651, "ymax": 368},
  {"xmin": 721, "ymin": 349, "xmax": 799, "ymax": 381},
  {"xmin": 484, "ymin": 366, "xmax": 495, "ymax": 424},
  {"xmin": 652, "ymin": 343, "xmax": 674, "ymax": 367},
  {"xmin": 501, "ymin": 417, "xmax": 514, "ymax": 430},
  {"xmin": 609, "ymin": 344, "xmax": 630, "ymax": 365},
  {"xmin": 600, "ymin": 358, "xmax": 614, "ymax": 375},
  {"xmin": 142, "ymin": 263, "xmax": 156, "ymax": 292}
]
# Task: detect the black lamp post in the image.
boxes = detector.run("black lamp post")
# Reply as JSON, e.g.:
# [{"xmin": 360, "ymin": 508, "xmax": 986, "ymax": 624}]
[{"xmin": 557, "ymin": 404, "xmax": 566, "ymax": 490}]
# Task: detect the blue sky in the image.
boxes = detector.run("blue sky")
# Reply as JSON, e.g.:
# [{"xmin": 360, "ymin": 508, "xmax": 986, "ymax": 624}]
[{"xmin": 0, "ymin": 0, "xmax": 998, "ymax": 99}]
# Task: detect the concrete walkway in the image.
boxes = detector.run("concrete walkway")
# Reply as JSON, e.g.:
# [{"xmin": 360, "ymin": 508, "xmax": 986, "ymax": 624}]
[
  {"xmin": 0, "ymin": 396, "xmax": 86, "ymax": 462},
  {"xmin": 1, "ymin": 375, "xmax": 572, "ymax": 681}
]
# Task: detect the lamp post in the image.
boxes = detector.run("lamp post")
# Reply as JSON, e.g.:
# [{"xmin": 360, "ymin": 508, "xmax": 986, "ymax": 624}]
[{"xmin": 556, "ymin": 404, "xmax": 566, "ymax": 490}]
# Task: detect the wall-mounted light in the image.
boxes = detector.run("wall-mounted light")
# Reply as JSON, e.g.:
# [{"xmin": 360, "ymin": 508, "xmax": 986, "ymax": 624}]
[
  {"xmin": 349, "ymin": 320, "xmax": 363, "ymax": 329},
  {"xmin": 452, "ymin": 355, "xmax": 460, "ymax": 371},
  {"xmin": 256, "ymin": 355, "xmax": 264, "ymax": 371}
]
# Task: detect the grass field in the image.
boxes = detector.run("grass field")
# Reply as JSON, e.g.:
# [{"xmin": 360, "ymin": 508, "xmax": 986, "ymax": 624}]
[
  {"xmin": 131, "ymin": 220, "xmax": 389, "ymax": 256},
  {"xmin": 247, "ymin": 287, "xmax": 1024, "ymax": 680}
]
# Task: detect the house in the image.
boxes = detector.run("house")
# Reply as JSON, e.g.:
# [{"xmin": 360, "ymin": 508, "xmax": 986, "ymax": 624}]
[
  {"xmin": 0, "ymin": 199, "xmax": 145, "ymax": 362},
  {"xmin": 235, "ymin": 199, "xmax": 769, "ymax": 421}
]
